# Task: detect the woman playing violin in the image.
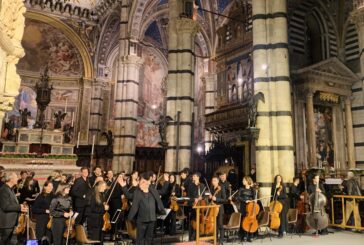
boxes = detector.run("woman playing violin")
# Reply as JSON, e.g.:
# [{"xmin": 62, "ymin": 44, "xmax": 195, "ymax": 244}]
[
  {"xmin": 166, "ymin": 174, "xmax": 181, "ymax": 235},
  {"xmin": 208, "ymin": 176, "xmax": 226, "ymax": 245},
  {"xmin": 233, "ymin": 176, "xmax": 255, "ymax": 242},
  {"xmin": 86, "ymin": 181, "xmax": 109, "ymax": 243},
  {"xmin": 271, "ymin": 175, "xmax": 287, "ymax": 238}
]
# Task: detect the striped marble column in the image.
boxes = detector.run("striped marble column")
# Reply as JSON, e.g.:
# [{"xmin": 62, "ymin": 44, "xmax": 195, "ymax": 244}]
[
  {"xmin": 112, "ymin": 1, "xmax": 143, "ymax": 174},
  {"xmin": 78, "ymin": 78, "xmax": 92, "ymax": 145},
  {"xmin": 350, "ymin": 5, "xmax": 364, "ymax": 167},
  {"xmin": 89, "ymin": 79, "xmax": 104, "ymax": 138},
  {"xmin": 165, "ymin": 0, "xmax": 199, "ymax": 173},
  {"xmin": 253, "ymin": 0, "xmax": 294, "ymax": 200},
  {"xmin": 203, "ymin": 73, "xmax": 217, "ymax": 152}
]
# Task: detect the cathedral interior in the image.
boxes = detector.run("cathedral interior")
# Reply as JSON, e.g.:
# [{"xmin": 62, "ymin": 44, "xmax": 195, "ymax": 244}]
[{"xmin": 1, "ymin": 0, "xmax": 364, "ymax": 189}]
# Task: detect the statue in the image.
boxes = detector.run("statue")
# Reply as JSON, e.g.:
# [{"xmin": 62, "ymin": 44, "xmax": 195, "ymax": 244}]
[
  {"xmin": 154, "ymin": 114, "xmax": 173, "ymax": 147},
  {"xmin": 247, "ymin": 91, "xmax": 265, "ymax": 128},
  {"xmin": 19, "ymin": 108, "xmax": 31, "ymax": 128},
  {"xmin": 3, "ymin": 119, "xmax": 15, "ymax": 140},
  {"xmin": 54, "ymin": 111, "xmax": 67, "ymax": 129},
  {"xmin": 102, "ymin": 130, "xmax": 113, "ymax": 159},
  {"xmin": 63, "ymin": 124, "xmax": 73, "ymax": 143}
]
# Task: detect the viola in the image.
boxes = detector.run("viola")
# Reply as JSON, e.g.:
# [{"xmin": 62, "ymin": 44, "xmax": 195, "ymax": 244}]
[
  {"xmin": 102, "ymin": 210, "xmax": 112, "ymax": 232},
  {"xmin": 63, "ymin": 212, "xmax": 76, "ymax": 239},
  {"xmin": 242, "ymin": 185, "xmax": 260, "ymax": 233},
  {"xmin": 269, "ymin": 185, "xmax": 283, "ymax": 230},
  {"xmin": 15, "ymin": 202, "xmax": 27, "ymax": 235}
]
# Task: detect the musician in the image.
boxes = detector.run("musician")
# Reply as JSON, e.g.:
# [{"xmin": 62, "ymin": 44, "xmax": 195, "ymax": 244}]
[
  {"xmin": 51, "ymin": 170, "xmax": 62, "ymax": 194},
  {"xmin": 219, "ymin": 172, "xmax": 232, "ymax": 215},
  {"xmin": 308, "ymin": 174, "xmax": 328, "ymax": 235},
  {"xmin": 124, "ymin": 171, "xmax": 139, "ymax": 201},
  {"xmin": 180, "ymin": 168, "xmax": 192, "ymax": 197},
  {"xmin": 209, "ymin": 176, "xmax": 226, "ymax": 244},
  {"xmin": 109, "ymin": 173, "xmax": 126, "ymax": 236},
  {"xmin": 19, "ymin": 176, "xmax": 38, "ymax": 205},
  {"xmin": 105, "ymin": 170, "xmax": 115, "ymax": 187},
  {"xmin": 125, "ymin": 172, "xmax": 165, "ymax": 245},
  {"xmin": 157, "ymin": 173, "xmax": 170, "ymax": 207},
  {"xmin": 290, "ymin": 177, "xmax": 301, "ymax": 208},
  {"xmin": 150, "ymin": 172, "xmax": 157, "ymax": 189},
  {"xmin": 29, "ymin": 171, "xmax": 41, "ymax": 193},
  {"xmin": 271, "ymin": 175, "xmax": 287, "ymax": 238},
  {"xmin": 188, "ymin": 172, "xmax": 206, "ymax": 241},
  {"xmin": 15, "ymin": 170, "xmax": 28, "ymax": 195},
  {"xmin": 0, "ymin": 172, "xmax": 28, "ymax": 245},
  {"xmin": 341, "ymin": 171, "xmax": 362, "ymax": 228},
  {"xmin": 233, "ymin": 176, "xmax": 255, "ymax": 242},
  {"xmin": 86, "ymin": 181, "xmax": 109, "ymax": 243},
  {"xmin": 70, "ymin": 166, "xmax": 91, "ymax": 224},
  {"xmin": 49, "ymin": 183, "xmax": 73, "ymax": 245},
  {"xmin": 90, "ymin": 166, "xmax": 103, "ymax": 187},
  {"xmin": 32, "ymin": 180, "xmax": 54, "ymax": 242},
  {"xmin": 166, "ymin": 174, "xmax": 181, "ymax": 235}
]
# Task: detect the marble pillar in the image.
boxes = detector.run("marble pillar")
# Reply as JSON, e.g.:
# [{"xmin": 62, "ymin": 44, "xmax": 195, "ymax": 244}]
[
  {"xmin": 0, "ymin": 0, "xmax": 26, "ymax": 132},
  {"xmin": 203, "ymin": 73, "xmax": 217, "ymax": 152},
  {"xmin": 165, "ymin": 0, "xmax": 199, "ymax": 173},
  {"xmin": 253, "ymin": 0, "xmax": 294, "ymax": 201},
  {"xmin": 305, "ymin": 91, "xmax": 317, "ymax": 167},
  {"xmin": 345, "ymin": 98, "xmax": 356, "ymax": 169},
  {"xmin": 89, "ymin": 79, "xmax": 104, "ymax": 138}
]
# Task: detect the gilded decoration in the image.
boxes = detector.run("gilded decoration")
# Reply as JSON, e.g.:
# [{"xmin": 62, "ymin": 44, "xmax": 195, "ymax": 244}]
[{"xmin": 319, "ymin": 92, "xmax": 339, "ymax": 103}]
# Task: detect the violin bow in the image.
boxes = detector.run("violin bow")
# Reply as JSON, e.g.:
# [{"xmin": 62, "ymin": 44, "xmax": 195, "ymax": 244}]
[
  {"xmin": 105, "ymin": 174, "xmax": 122, "ymax": 205},
  {"xmin": 204, "ymin": 178, "xmax": 212, "ymax": 195},
  {"xmin": 155, "ymin": 166, "xmax": 162, "ymax": 189},
  {"xmin": 65, "ymin": 211, "xmax": 73, "ymax": 245}
]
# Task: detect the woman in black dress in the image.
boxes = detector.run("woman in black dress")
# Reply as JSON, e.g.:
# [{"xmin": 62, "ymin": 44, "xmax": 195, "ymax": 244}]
[
  {"xmin": 19, "ymin": 176, "xmax": 38, "ymax": 205},
  {"xmin": 32, "ymin": 180, "xmax": 54, "ymax": 242},
  {"xmin": 86, "ymin": 180, "xmax": 109, "ymax": 243},
  {"xmin": 49, "ymin": 183, "xmax": 73, "ymax": 245},
  {"xmin": 271, "ymin": 174, "xmax": 287, "ymax": 238}
]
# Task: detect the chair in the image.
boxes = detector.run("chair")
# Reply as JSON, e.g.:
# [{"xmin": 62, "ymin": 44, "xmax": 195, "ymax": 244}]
[
  {"xmin": 257, "ymin": 211, "xmax": 272, "ymax": 242},
  {"xmin": 75, "ymin": 225, "xmax": 100, "ymax": 244},
  {"xmin": 223, "ymin": 212, "xmax": 241, "ymax": 243},
  {"xmin": 287, "ymin": 208, "xmax": 300, "ymax": 238}
]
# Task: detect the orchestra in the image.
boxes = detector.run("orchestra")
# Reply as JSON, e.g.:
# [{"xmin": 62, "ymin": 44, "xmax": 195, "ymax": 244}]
[{"xmin": 0, "ymin": 164, "xmax": 363, "ymax": 245}]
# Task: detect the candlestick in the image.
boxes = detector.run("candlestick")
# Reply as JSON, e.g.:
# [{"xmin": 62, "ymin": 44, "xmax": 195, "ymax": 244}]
[
  {"xmin": 64, "ymin": 98, "xmax": 68, "ymax": 113},
  {"xmin": 71, "ymin": 112, "xmax": 74, "ymax": 127},
  {"xmin": 91, "ymin": 135, "xmax": 95, "ymax": 155},
  {"xmin": 76, "ymin": 132, "xmax": 80, "ymax": 148}
]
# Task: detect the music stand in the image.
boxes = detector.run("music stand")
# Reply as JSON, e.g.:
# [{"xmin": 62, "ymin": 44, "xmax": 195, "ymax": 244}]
[
  {"xmin": 111, "ymin": 209, "xmax": 125, "ymax": 241},
  {"xmin": 157, "ymin": 208, "xmax": 171, "ymax": 244}
]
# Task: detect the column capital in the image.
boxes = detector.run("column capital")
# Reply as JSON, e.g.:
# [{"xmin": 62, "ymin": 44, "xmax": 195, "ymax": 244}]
[
  {"xmin": 305, "ymin": 89, "xmax": 316, "ymax": 98},
  {"xmin": 176, "ymin": 18, "xmax": 200, "ymax": 35},
  {"xmin": 119, "ymin": 54, "xmax": 143, "ymax": 66},
  {"xmin": 350, "ymin": 8, "xmax": 364, "ymax": 27}
]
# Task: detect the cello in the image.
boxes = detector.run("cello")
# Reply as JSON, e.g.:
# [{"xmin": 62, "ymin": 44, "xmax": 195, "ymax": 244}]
[
  {"xmin": 191, "ymin": 186, "xmax": 207, "ymax": 232},
  {"xmin": 269, "ymin": 185, "xmax": 283, "ymax": 230},
  {"xmin": 203, "ymin": 186, "xmax": 221, "ymax": 235},
  {"xmin": 305, "ymin": 180, "xmax": 329, "ymax": 234},
  {"xmin": 242, "ymin": 184, "xmax": 260, "ymax": 233},
  {"xmin": 169, "ymin": 183, "xmax": 180, "ymax": 212}
]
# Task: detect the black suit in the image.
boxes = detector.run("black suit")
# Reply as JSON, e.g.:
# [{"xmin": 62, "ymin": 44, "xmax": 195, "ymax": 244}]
[
  {"xmin": 70, "ymin": 177, "xmax": 91, "ymax": 224},
  {"xmin": 211, "ymin": 186, "xmax": 226, "ymax": 243},
  {"xmin": 0, "ymin": 184, "xmax": 21, "ymax": 245},
  {"xmin": 128, "ymin": 187, "xmax": 165, "ymax": 245}
]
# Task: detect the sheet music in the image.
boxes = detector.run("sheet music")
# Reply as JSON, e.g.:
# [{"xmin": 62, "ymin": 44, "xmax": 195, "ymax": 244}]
[{"xmin": 157, "ymin": 208, "xmax": 171, "ymax": 220}]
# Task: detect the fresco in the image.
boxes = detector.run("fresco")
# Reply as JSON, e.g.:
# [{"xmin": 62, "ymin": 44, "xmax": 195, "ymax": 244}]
[
  {"xmin": 136, "ymin": 48, "xmax": 167, "ymax": 147},
  {"xmin": 17, "ymin": 19, "xmax": 82, "ymax": 76},
  {"xmin": 314, "ymin": 105, "xmax": 334, "ymax": 166}
]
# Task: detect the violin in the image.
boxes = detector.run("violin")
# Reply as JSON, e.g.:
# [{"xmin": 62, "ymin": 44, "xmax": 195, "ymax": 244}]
[
  {"xmin": 269, "ymin": 185, "xmax": 283, "ymax": 230},
  {"xmin": 242, "ymin": 184, "xmax": 260, "ymax": 233},
  {"xmin": 63, "ymin": 210, "xmax": 76, "ymax": 240},
  {"xmin": 121, "ymin": 195, "xmax": 129, "ymax": 211},
  {"xmin": 102, "ymin": 206, "xmax": 112, "ymax": 232},
  {"xmin": 15, "ymin": 202, "xmax": 27, "ymax": 235},
  {"xmin": 169, "ymin": 184, "xmax": 180, "ymax": 212}
]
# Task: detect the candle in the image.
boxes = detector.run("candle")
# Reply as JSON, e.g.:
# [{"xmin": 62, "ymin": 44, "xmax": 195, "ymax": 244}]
[
  {"xmin": 91, "ymin": 135, "xmax": 95, "ymax": 155},
  {"xmin": 76, "ymin": 132, "xmax": 80, "ymax": 148},
  {"xmin": 64, "ymin": 98, "xmax": 68, "ymax": 113},
  {"xmin": 71, "ymin": 112, "xmax": 74, "ymax": 127}
]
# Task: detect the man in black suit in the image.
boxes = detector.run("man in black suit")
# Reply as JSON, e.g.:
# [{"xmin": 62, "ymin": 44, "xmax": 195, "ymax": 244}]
[
  {"xmin": 70, "ymin": 167, "xmax": 91, "ymax": 224},
  {"xmin": 0, "ymin": 172, "xmax": 28, "ymax": 245},
  {"xmin": 123, "ymin": 172, "xmax": 165, "ymax": 245},
  {"xmin": 89, "ymin": 166, "xmax": 103, "ymax": 187}
]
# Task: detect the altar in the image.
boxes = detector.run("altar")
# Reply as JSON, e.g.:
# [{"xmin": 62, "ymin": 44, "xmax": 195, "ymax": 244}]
[{"xmin": 2, "ymin": 128, "xmax": 74, "ymax": 154}]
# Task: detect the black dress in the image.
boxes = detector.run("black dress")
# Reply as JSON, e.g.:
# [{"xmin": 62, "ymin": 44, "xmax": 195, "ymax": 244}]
[
  {"xmin": 86, "ymin": 193, "xmax": 105, "ymax": 243},
  {"xmin": 32, "ymin": 192, "xmax": 54, "ymax": 241},
  {"xmin": 271, "ymin": 184, "xmax": 287, "ymax": 236}
]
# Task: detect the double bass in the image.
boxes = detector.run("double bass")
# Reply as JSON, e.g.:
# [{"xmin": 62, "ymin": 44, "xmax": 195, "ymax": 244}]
[
  {"xmin": 305, "ymin": 180, "xmax": 329, "ymax": 233},
  {"xmin": 269, "ymin": 185, "xmax": 283, "ymax": 230},
  {"xmin": 242, "ymin": 184, "xmax": 260, "ymax": 233}
]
